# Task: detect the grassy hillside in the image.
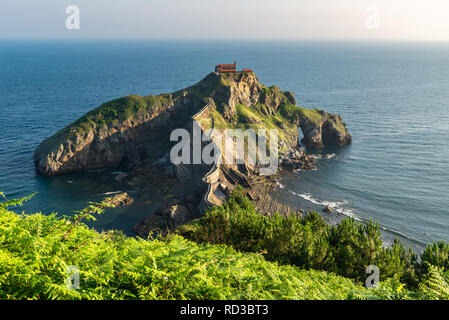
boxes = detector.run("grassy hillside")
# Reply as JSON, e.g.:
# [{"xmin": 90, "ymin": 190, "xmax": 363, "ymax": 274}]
[{"xmin": 54, "ymin": 94, "xmax": 174, "ymax": 140}]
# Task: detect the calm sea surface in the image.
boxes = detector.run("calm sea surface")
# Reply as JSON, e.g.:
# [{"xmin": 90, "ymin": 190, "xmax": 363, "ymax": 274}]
[{"xmin": 1, "ymin": 40, "xmax": 449, "ymax": 251}]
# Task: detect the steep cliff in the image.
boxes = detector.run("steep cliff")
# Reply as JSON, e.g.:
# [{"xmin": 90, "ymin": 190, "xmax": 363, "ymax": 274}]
[
  {"xmin": 34, "ymin": 71, "xmax": 351, "ymax": 176},
  {"xmin": 34, "ymin": 93, "xmax": 205, "ymax": 175}
]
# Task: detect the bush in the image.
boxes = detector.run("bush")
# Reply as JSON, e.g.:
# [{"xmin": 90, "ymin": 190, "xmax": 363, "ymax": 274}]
[
  {"xmin": 421, "ymin": 241, "xmax": 449, "ymax": 271},
  {"xmin": 178, "ymin": 187, "xmax": 419, "ymax": 286},
  {"xmin": 418, "ymin": 264, "xmax": 449, "ymax": 300}
]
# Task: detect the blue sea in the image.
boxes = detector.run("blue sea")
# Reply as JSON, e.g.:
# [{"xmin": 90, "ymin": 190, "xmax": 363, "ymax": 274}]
[{"xmin": 1, "ymin": 40, "xmax": 449, "ymax": 251}]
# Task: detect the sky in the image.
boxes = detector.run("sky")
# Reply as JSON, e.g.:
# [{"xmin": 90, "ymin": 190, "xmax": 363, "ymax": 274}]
[{"xmin": 1, "ymin": 0, "xmax": 449, "ymax": 41}]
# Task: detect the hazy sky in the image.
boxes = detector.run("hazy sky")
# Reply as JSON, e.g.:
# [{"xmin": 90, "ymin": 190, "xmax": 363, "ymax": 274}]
[{"xmin": 1, "ymin": 0, "xmax": 449, "ymax": 41}]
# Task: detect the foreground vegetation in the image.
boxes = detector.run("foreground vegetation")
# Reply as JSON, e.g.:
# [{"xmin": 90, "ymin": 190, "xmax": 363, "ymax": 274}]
[
  {"xmin": 177, "ymin": 187, "xmax": 449, "ymax": 299},
  {"xmin": 1, "ymin": 190, "xmax": 449, "ymax": 300}
]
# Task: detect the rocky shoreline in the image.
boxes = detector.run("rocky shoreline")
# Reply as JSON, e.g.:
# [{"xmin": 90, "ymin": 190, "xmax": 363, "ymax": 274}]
[{"xmin": 128, "ymin": 144, "xmax": 321, "ymax": 237}]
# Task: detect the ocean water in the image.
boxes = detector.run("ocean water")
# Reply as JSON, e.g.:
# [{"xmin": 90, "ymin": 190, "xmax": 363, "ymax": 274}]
[{"xmin": 1, "ymin": 40, "xmax": 449, "ymax": 250}]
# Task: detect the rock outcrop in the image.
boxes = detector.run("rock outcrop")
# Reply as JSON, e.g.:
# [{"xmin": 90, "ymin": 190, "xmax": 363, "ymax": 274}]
[
  {"xmin": 134, "ymin": 204, "xmax": 192, "ymax": 235},
  {"xmin": 297, "ymin": 110, "xmax": 352, "ymax": 149},
  {"xmin": 34, "ymin": 93, "xmax": 206, "ymax": 176},
  {"xmin": 35, "ymin": 72, "xmax": 351, "ymax": 176},
  {"xmin": 34, "ymin": 71, "xmax": 352, "ymax": 234}
]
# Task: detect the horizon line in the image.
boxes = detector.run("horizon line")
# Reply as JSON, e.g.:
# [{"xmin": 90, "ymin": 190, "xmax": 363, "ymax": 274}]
[{"xmin": 1, "ymin": 37, "xmax": 449, "ymax": 44}]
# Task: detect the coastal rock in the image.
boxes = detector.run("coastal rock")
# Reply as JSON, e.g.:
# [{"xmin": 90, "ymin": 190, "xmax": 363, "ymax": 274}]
[
  {"xmin": 134, "ymin": 204, "xmax": 191, "ymax": 237},
  {"xmin": 292, "ymin": 111, "xmax": 352, "ymax": 149},
  {"xmin": 283, "ymin": 91, "xmax": 296, "ymax": 105},
  {"xmin": 34, "ymin": 72, "xmax": 351, "ymax": 176},
  {"xmin": 133, "ymin": 214, "xmax": 165, "ymax": 237},
  {"xmin": 280, "ymin": 149, "xmax": 315, "ymax": 171},
  {"xmin": 166, "ymin": 204, "xmax": 191, "ymax": 226},
  {"xmin": 123, "ymin": 195, "xmax": 135, "ymax": 206},
  {"xmin": 323, "ymin": 205, "xmax": 333, "ymax": 213},
  {"xmin": 34, "ymin": 94, "xmax": 204, "ymax": 176},
  {"xmin": 34, "ymin": 71, "xmax": 352, "ymax": 232}
]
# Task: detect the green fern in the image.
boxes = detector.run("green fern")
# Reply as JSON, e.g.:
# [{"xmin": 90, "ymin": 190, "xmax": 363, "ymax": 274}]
[{"xmin": 419, "ymin": 264, "xmax": 449, "ymax": 299}]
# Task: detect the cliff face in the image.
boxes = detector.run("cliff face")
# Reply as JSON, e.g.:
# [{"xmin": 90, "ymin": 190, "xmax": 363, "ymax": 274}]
[
  {"xmin": 34, "ymin": 93, "xmax": 206, "ymax": 175},
  {"xmin": 287, "ymin": 108, "xmax": 352, "ymax": 149},
  {"xmin": 204, "ymin": 72, "xmax": 351, "ymax": 149},
  {"xmin": 34, "ymin": 72, "xmax": 351, "ymax": 176}
]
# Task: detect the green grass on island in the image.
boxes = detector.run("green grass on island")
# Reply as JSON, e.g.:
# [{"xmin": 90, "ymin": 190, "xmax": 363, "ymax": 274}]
[
  {"xmin": 57, "ymin": 94, "xmax": 174, "ymax": 139},
  {"xmin": 1, "ymin": 189, "xmax": 449, "ymax": 300},
  {"xmin": 41, "ymin": 72, "xmax": 341, "ymax": 155}
]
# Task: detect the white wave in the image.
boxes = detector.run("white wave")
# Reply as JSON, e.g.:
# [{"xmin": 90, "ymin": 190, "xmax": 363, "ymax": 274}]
[
  {"xmin": 93, "ymin": 191, "xmax": 123, "ymax": 196},
  {"xmin": 276, "ymin": 183, "xmax": 426, "ymax": 247},
  {"xmin": 113, "ymin": 171, "xmax": 128, "ymax": 181},
  {"xmin": 286, "ymin": 189, "xmax": 360, "ymax": 220},
  {"xmin": 276, "ymin": 181, "xmax": 285, "ymax": 189}
]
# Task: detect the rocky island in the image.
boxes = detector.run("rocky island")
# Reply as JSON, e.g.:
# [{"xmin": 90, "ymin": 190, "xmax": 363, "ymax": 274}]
[{"xmin": 34, "ymin": 71, "xmax": 351, "ymax": 236}]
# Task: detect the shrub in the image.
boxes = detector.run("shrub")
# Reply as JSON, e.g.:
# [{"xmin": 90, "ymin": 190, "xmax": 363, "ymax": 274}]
[
  {"xmin": 418, "ymin": 264, "xmax": 449, "ymax": 300},
  {"xmin": 421, "ymin": 241, "xmax": 449, "ymax": 271},
  {"xmin": 178, "ymin": 187, "xmax": 419, "ymax": 286}
]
